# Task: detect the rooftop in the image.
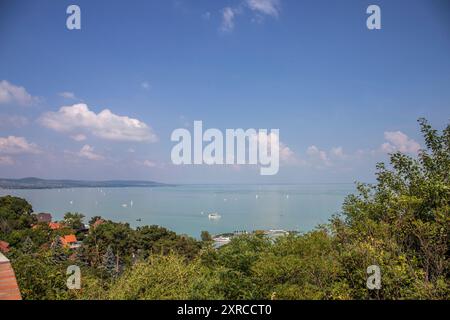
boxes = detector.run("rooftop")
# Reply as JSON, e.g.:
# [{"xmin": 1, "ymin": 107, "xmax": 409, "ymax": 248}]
[
  {"xmin": 62, "ymin": 234, "xmax": 77, "ymax": 244},
  {"xmin": 36, "ymin": 212, "xmax": 52, "ymax": 223},
  {"xmin": 49, "ymin": 222, "xmax": 62, "ymax": 230},
  {"xmin": 0, "ymin": 252, "xmax": 22, "ymax": 300},
  {"xmin": 0, "ymin": 241, "xmax": 10, "ymax": 253}
]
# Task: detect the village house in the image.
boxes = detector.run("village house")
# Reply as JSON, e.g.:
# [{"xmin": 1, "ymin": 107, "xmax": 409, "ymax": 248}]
[
  {"xmin": 61, "ymin": 234, "xmax": 81, "ymax": 249},
  {"xmin": 36, "ymin": 212, "xmax": 52, "ymax": 223}
]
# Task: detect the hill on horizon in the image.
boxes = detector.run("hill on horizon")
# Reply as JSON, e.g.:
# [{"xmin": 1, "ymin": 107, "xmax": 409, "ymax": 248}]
[{"xmin": 0, "ymin": 177, "xmax": 169, "ymax": 189}]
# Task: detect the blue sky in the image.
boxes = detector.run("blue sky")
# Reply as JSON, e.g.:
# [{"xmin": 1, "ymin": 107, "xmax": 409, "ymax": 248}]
[{"xmin": 0, "ymin": 0, "xmax": 449, "ymax": 184}]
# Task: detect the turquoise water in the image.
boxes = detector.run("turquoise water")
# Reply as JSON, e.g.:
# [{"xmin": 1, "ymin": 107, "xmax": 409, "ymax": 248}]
[{"xmin": 0, "ymin": 184, "xmax": 355, "ymax": 238}]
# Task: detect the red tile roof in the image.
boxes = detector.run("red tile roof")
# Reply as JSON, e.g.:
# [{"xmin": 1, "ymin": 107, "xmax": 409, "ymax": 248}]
[
  {"xmin": 61, "ymin": 234, "xmax": 77, "ymax": 245},
  {"xmin": 0, "ymin": 253, "xmax": 22, "ymax": 300},
  {"xmin": 0, "ymin": 241, "xmax": 9, "ymax": 253},
  {"xmin": 49, "ymin": 222, "xmax": 62, "ymax": 230}
]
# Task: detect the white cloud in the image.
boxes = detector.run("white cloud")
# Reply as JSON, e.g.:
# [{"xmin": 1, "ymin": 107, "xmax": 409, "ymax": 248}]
[
  {"xmin": 59, "ymin": 92, "xmax": 77, "ymax": 100},
  {"xmin": 221, "ymin": 7, "xmax": 237, "ymax": 32},
  {"xmin": 244, "ymin": 129, "xmax": 419, "ymax": 172},
  {"xmin": 250, "ymin": 131, "xmax": 296, "ymax": 163},
  {"xmin": 142, "ymin": 160, "xmax": 157, "ymax": 168},
  {"xmin": 0, "ymin": 136, "xmax": 40, "ymax": 154},
  {"xmin": 289, "ymin": 130, "xmax": 421, "ymax": 171},
  {"xmin": 71, "ymin": 134, "xmax": 87, "ymax": 142},
  {"xmin": 279, "ymin": 142, "xmax": 294, "ymax": 162},
  {"xmin": 0, "ymin": 156, "xmax": 14, "ymax": 165},
  {"xmin": 246, "ymin": 0, "xmax": 280, "ymax": 17},
  {"xmin": 39, "ymin": 103, "xmax": 158, "ymax": 142},
  {"xmin": 0, "ymin": 80, "xmax": 38, "ymax": 106},
  {"xmin": 77, "ymin": 145, "xmax": 104, "ymax": 161},
  {"xmin": 134, "ymin": 159, "xmax": 161, "ymax": 168},
  {"xmin": 220, "ymin": 0, "xmax": 281, "ymax": 32},
  {"xmin": 330, "ymin": 146, "xmax": 345, "ymax": 159},
  {"xmin": 284, "ymin": 146, "xmax": 351, "ymax": 169},
  {"xmin": 306, "ymin": 145, "xmax": 331, "ymax": 166},
  {"xmin": 381, "ymin": 131, "xmax": 420, "ymax": 154}
]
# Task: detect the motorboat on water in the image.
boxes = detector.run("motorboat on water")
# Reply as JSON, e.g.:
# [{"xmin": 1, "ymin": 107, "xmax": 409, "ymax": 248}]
[{"xmin": 208, "ymin": 213, "xmax": 221, "ymax": 220}]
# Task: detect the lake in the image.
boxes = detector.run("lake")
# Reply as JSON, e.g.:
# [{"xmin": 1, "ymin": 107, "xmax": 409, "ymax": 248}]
[{"xmin": 0, "ymin": 184, "xmax": 355, "ymax": 238}]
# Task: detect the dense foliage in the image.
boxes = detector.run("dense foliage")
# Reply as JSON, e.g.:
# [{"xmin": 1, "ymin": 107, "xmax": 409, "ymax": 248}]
[
  {"xmin": 0, "ymin": 195, "xmax": 34, "ymax": 235},
  {"xmin": 1, "ymin": 118, "xmax": 448, "ymax": 300}
]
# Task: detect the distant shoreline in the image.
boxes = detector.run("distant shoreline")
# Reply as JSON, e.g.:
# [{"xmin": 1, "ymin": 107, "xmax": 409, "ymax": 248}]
[
  {"xmin": 0, "ymin": 177, "xmax": 171, "ymax": 190},
  {"xmin": 0, "ymin": 178, "xmax": 362, "ymax": 190}
]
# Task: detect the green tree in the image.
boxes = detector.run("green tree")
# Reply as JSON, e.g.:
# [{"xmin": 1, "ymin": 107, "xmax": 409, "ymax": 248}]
[
  {"xmin": 332, "ymin": 118, "xmax": 450, "ymax": 299},
  {"xmin": 252, "ymin": 231, "xmax": 344, "ymax": 299},
  {"xmin": 81, "ymin": 220, "xmax": 134, "ymax": 267},
  {"xmin": 201, "ymin": 230, "xmax": 212, "ymax": 242},
  {"xmin": 51, "ymin": 236, "xmax": 67, "ymax": 263},
  {"xmin": 102, "ymin": 245, "xmax": 118, "ymax": 276},
  {"xmin": 107, "ymin": 254, "xmax": 221, "ymax": 300},
  {"xmin": 11, "ymin": 249, "xmax": 70, "ymax": 300},
  {"xmin": 0, "ymin": 196, "xmax": 34, "ymax": 237},
  {"xmin": 135, "ymin": 225, "xmax": 201, "ymax": 260},
  {"xmin": 21, "ymin": 236, "xmax": 35, "ymax": 254},
  {"xmin": 63, "ymin": 212, "xmax": 85, "ymax": 231},
  {"xmin": 89, "ymin": 216, "xmax": 103, "ymax": 227}
]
